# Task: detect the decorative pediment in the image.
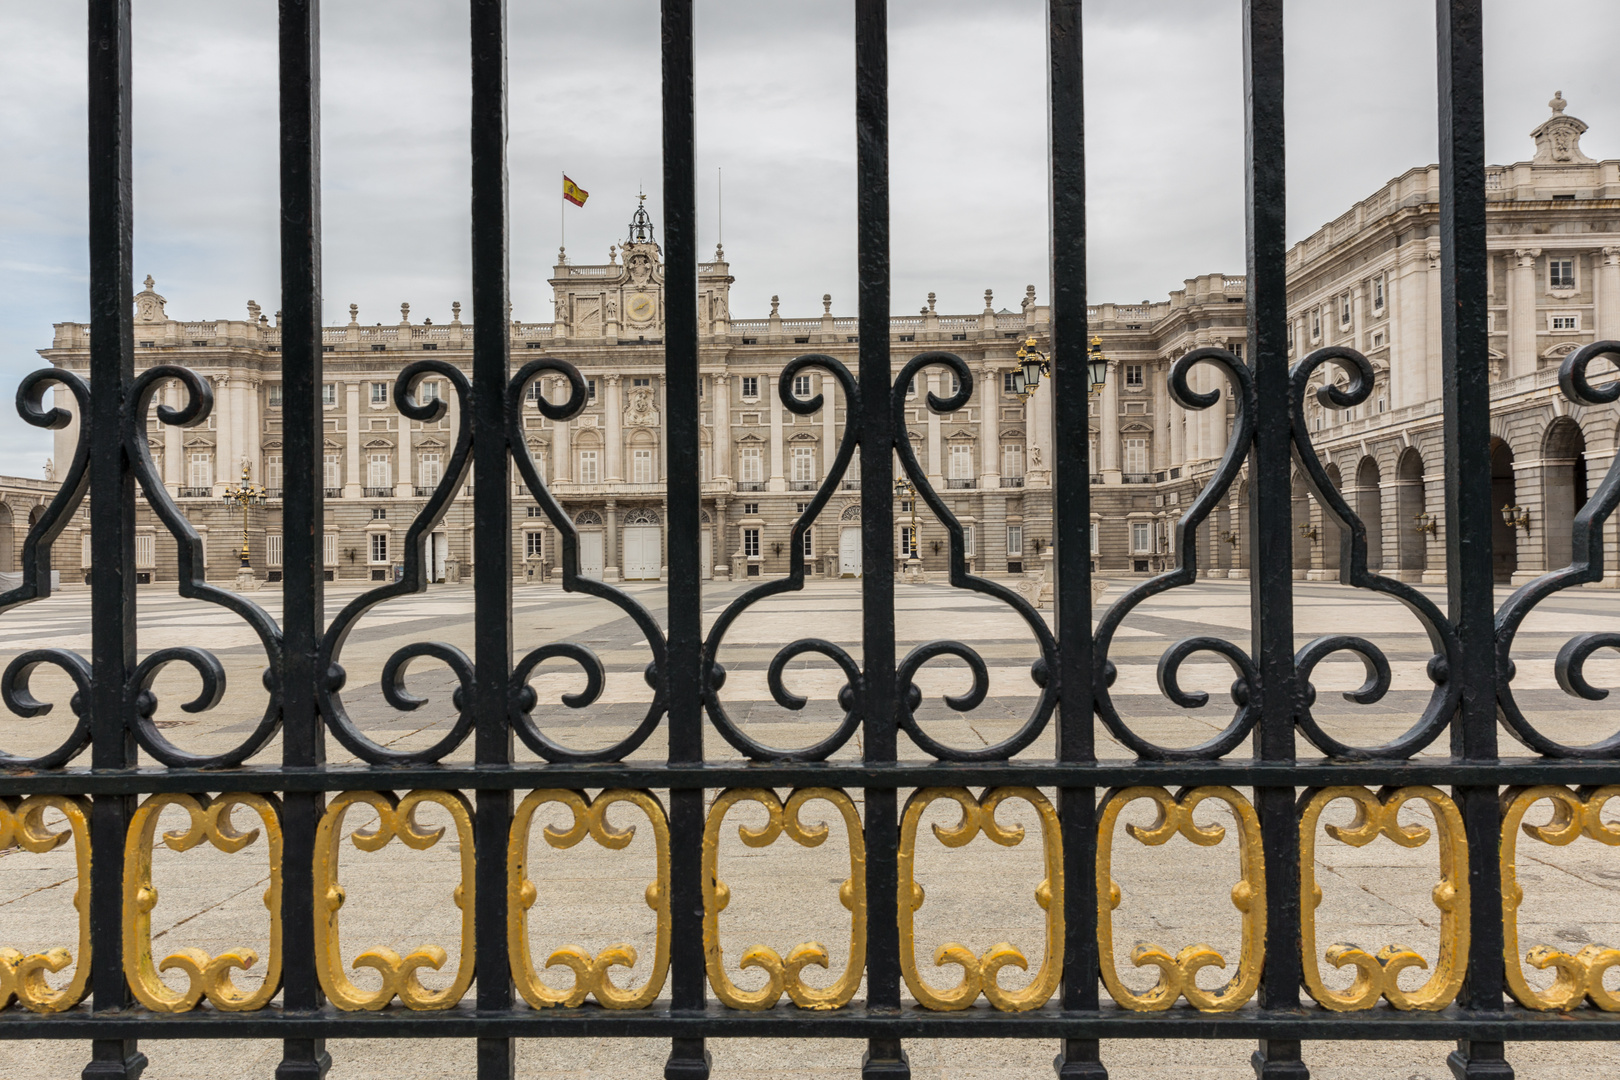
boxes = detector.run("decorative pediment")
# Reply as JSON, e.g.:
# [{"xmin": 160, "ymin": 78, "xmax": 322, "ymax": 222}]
[
  {"xmin": 839, "ymin": 503, "xmax": 862, "ymax": 522},
  {"xmin": 183, "ymin": 435, "xmax": 214, "ymax": 448},
  {"xmin": 789, "ymin": 431, "xmax": 818, "ymax": 442},
  {"xmin": 737, "ymin": 433, "xmax": 765, "ymax": 444},
  {"xmin": 1543, "ymin": 341, "xmax": 1581, "ymax": 360},
  {"xmin": 416, "ymin": 436, "xmax": 446, "ymax": 449},
  {"xmin": 262, "ymin": 440, "xmax": 283, "ymax": 450},
  {"xmin": 363, "ymin": 438, "xmax": 395, "ymax": 449}
]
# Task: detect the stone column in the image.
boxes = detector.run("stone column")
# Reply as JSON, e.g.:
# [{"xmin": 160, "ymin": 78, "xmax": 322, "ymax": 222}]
[
  {"xmin": 550, "ymin": 377, "xmax": 572, "ymax": 483},
  {"xmin": 1099, "ymin": 359, "xmax": 1120, "ymax": 481},
  {"xmin": 1509, "ymin": 248, "xmax": 1541, "ymax": 379},
  {"xmin": 712, "ymin": 497, "xmax": 729, "ymax": 580},
  {"xmin": 604, "ymin": 374, "xmax": 623, "ymax": 482},
  {"xmin": 1393, "ymin": 249, "xmax": 1429, "ymax": 409},
  {"xmin": 768, "ymin": 371, "xmax": 786, "ymax": 491},
  {"xmin": 604, "ymin": 498, "xmax": 619, "ymax": 581},
  {"xmin": 163, "ymin": 381, "xmax": 183, "ymax": 492},
  {"xmin": 1152, "ymin": 365, "xmax": 1170, "ymax": 472},
  {"xmin": 713, "ymin": 373, "xmax": 731, "ymax": 481},
  {"xmin": 820, "ymin": 373, "xmax": 837, "ymax": 480},
  {"xmin": 925, "ymin": 369, "xmax": 943, "ymax": 484},
  {"xmin": 1597, "ymin": 247, "xmax": 1620, "ymax": 339},
  {"xmin": 1168, "ymin": 390, "xmax": 1185, "ymax": 472},
  {"xmin": 245, "ymin": 378, "xmax": 261, "ymax": 483},
  {"xmin": 344, "ymin": 382, "xmax": 362, "ymax": 498},
  {"xmin": 219, "ymin": 376, "xmax": 241, "ymax": 493},
  {"xmin": 978, "ymin": 365, "xmax": 999, "ymax": 486},
  {"xmin": 1029, "ymin": 371, "xmax": 1053, "ymax": 486}
]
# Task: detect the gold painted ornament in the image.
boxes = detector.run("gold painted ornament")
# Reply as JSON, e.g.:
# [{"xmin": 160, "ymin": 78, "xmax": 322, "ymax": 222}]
[{"xmin": 0, "ymin": 795, "xmax": 92, "ymax": 1013}]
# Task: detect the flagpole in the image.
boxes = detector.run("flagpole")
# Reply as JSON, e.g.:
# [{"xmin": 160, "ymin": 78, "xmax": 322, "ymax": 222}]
[
  {"xmin": 717, "ymin": 166, "xmax": 723, "ymax": 248},
  {"xmin": 560, "ymin": 171, "xmax": 565, "ymax": 257}
]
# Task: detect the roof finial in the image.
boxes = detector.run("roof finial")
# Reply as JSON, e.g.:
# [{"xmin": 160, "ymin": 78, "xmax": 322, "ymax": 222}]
[
  {"xmin": 143, "ymin": 274, "xmax": 155, "ymax": 290},
  {"xmin": 1550, "ymin": 90, "xmax": 1567, "ymax": 114}
]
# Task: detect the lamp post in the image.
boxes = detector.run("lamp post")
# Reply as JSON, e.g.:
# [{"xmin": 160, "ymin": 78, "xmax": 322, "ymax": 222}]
[
  {"xmin": 894, "ymin": 475, "xmax": 926, "ymax": 584},
  {"xmin": 221, "ymin": 463, "xmax": 266, "ymax": 587},
  {"xmin": 1501, "ymin": 504, "xmax": 1530, "ymax": 533}
]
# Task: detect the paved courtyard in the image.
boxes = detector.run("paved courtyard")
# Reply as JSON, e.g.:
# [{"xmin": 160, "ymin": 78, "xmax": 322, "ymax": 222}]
[{"xmin": 3, "ymin": 578, "xmax": 1619, "ymax": 1077}]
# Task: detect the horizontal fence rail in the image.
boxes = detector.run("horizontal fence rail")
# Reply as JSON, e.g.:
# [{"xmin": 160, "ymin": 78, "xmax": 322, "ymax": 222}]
[{"xmin": 3, "ymin": 1, "xmax": 1619, "ymax": 1078}]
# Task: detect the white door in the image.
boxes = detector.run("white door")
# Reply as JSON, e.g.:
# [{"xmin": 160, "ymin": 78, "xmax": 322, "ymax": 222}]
[
  {"xmin": 578, "ymin": 531, "xmax": 604, "ymax": 579},
  {"xmin": 840, "ymin": 527, "xmax": 862, "ymax": 577},
  {"xmin": 623, "ymin": 525, "xmax": 661, "ymax": 580},
  {"xmin": 700, "ymin": 530, "xmax": 713, "ymax": 580}
]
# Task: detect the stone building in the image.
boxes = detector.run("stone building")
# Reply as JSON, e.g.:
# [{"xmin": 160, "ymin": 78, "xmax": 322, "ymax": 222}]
[{"xmin": 24, "ymin": 94, "xmax": 1620, "ymax": 588}]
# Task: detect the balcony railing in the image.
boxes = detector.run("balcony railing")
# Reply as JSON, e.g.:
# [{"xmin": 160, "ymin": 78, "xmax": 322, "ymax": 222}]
[
  {"xmin": 1122, "ymin": 473, "xmax": 1154, "ymax": 484},
  {"xmin": 177, "ymin": 486, "xmax": 210, "ymax": 498},
  {"xmin": 265, "ymin": 488, "xmax": 284, "ymax": 499},
  {"xmin": 789, "ymin": 480, "xmax": 818, "ymax": 491},
  {"xmin": 414, "ymin": 485, "xmax": 437, "ymax": 498},
  {"xmin": 946, "ymin": 478, "xmax": 976, "ymax": 489},
  {"xmin": 363, "ymin": 486, "xmax": 393, "ymax": 498},
  {"xmin": 1000, "ymin": 476, "xmax": 1024, "ymax": 488},
  {"xmin": 323, "ymin": 487, "xmax": 343, "ymax": 498},
  {"xmin": 842, "ymin": 478, "xmax": 861, "ymax": 490},
  {"xmin": 736, "ymin": 481, "xmax": 765, "ymax": 492}
]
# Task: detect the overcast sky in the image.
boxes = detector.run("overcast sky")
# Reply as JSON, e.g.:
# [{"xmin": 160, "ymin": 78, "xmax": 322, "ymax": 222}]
[{"xmin": 2, "ymin": 0, "xmax": 1614, "ymax": 473}]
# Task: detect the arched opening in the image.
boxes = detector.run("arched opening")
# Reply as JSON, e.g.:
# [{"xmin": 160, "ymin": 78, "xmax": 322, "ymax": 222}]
[
  {"xmin": 1355, "ymin": 456, "xmax": 1383, "ymax": 572},
  {"xmin": 1291, "ymin": 472, "xmax": 1311, "ymax": 577},
  {"xmin": 1541, "ymin": 418, "xmax": 1589, "ymax": 572},
  {"xmin": 1490, "ymin": 438, "xmax": 1517, "ymax": 583},
  {"xmin": 1320, "ymin": 463, "xmax": 1344, "ymax": 576},
  {"xmin": 1395, "ymin": 448, "xmax": 1427, "ymax": 579},
  {"xmin": 0, "ymin": 502, "xmax": 13, "ymax": 573}
]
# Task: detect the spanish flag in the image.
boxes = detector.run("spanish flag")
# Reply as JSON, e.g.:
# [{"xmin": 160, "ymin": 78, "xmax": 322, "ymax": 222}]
[{"xmin": 563, "ymin": 176, "xmax": 589, "ymax": 207}]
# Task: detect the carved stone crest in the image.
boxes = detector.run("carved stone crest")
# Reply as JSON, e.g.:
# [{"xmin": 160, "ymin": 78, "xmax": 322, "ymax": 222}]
[{"xmin": 624, "ymin": 386, "xmax": 659, "ymax": 428}]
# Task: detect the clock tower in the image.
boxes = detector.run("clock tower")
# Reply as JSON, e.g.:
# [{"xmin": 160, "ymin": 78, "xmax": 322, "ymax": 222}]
[{"xmin": 546, "ymin": 193, "xmax": 734, "ymax": 342}]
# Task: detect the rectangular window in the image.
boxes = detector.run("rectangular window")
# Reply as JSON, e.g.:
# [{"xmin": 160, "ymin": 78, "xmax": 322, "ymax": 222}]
[
  {"xmin": 1373, "ymin": 274, "xmax": 1385, "ymax": 311},
  {"xmin": 1372, "ymin": 331, "xmax": 1386, "ymax": 348},
  {"xmin": 1340, "ymin": 294, "xmax": 1352, "ymax": 325},
  {"xmin": 743, "ymin": 502, "xmax": 759, "ymax": 515},
  {"xmin": 578, "ymin": 449, "xmax": 599, "ymax": 484},
  {"xmin": 526, "ymin": 381, "xmax": 542, "ymax": 402},
  {"xmin": 322, "ymin": 383, "xmax": 336, "ymax": 407},
  {"xmin": 743, "ymin": 527, "xmax": 760, "ymax": 558},
  {"xmin": 801, "ymin": 528, "xmax": 813, "ymax": 558},
  {"xmin": 323, "ymin": 453, "xmax": 341, "ymax": 491},
  {"xmin": 1232, "ymin": 343, "xmax": 1243, "ymax": 361},
  {"xmin": 791, "ymin": 445, "xmax": 815, "ymax": 482},
  {"xmin": 1550, "ymin": 258, "xmax": 1575, "ymax": 290},
  {"xmin": 1090, "ymin": 523, "xmax": 1100, "ymax": 556},
  {"xmin": 266, "ymin": 533, "xmax": 283, "ymax": 567},
  {"xmin": 739, "ymin": 446, "xmax": 763, "ymax": 482},
  {"xmin": 264, "ymin": 454, "xmax": 283, "ymax": 492},
  {"xmin": 899, "ymin": 525, "xmax": 918, "ymax": 559},
  {"xmin": 371, "ymin": 507, "xmax": 387, "ymax": 520},
  {"xmin": 323, "ymin": 532, "xmax": 338, "ymax": 566},
  {"xmin": 1007, "ymin": 525, "xmax": 1023, "ymax": 557},
  {"xmin": 526, "ymin": 531, "xmax": 544, "ymax": 558},
  {"xmin": 698, "ymin": 447, "xmax": 707, "ymax": 480},
  {"xmin": 419, "ymin": 381, "xmax": 441, "ymax": 403},
  {"xmin": 1311, "ymin": 310, "xmax": 1322, "ymax": 340},
  {"xmin": 741, "ymin": 376, "xmax": 759, "ymax": 399},
  {"xmin": 1123, "ymin": 438, "xmax": 1148, "ymax": 475},
  {"xmin": 1002, "ymin": 443, "xmax": 1024, "ymax": 477},
  {"xmin": 793, "ymin": 374, "xmax": 812, "ymax": 399},
  {"xmin": 632, "ymin": 447, "xmax": 654, "ymax": 484},
  {"xmin": 632, "ymin": 377, "xmax": 651, "ymax": 387},
  {"xmin": 81, "ymin": 532, "xmax": 93, "ymax": 568},
  {"xmin": 419, "ymin": 453, "xmax": 442, "ymax": 487},
  {"xmin": 368, "ymin": 454, "xmax": 391, "ymax": 489},
  {"xmin": 370, "ymin": 532, "xmax": 388, "ymax": 563},
  {"xmin": 135, "ymin": 533, "xmax": 155, "ymax": 569},
  {"xmin": 1132, "ymin": 521, "xmax": 1151, "ymax": 553},
  {"xmin": 370, "ymin": 381, "xmax": 389, "ymax": 404},
  {"xmin": 1125, "ymin": 364, "xmax": 1144, "ymax": 387},
  {"xmin": 1552, "ymin": 314, "xmax": 1579, "ymax": 331},
  {"xmin": 963, "ymin": 524, "xmax": 975, "ymax": 558},
  {"xmin": 906, "ymin": 377, "xmax": 917, "ymax": 397},
  {"xmin": 949, "ymin": 443, "xmax": 972, "ymax": 479},
  {"xmin": 587, "ymin": 379, "xmax": 597, "ymax": 400},
  {"xmin": 1003, "ymin": 371, "xmax": 1018, "ymax": 395},
  {"xmin": 189, "ymin": 452, "xmax": 213, "ymax": 490},
  {"xmin": 268, "ymin": 384, "xmax": 283, "ymax": 407}
]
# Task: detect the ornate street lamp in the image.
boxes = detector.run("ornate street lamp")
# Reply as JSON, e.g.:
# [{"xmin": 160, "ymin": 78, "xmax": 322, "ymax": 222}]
[
  {"xmin": 1012, "ymin": 335, "xmax": 1108, "ymax": 401},
  {"xmin": 894, "ymin": 475, "xmax": 924, "ymax": 582},
  {"xmin": 1414, "ymin": 511, "xmax": 1438, "ymax": 535},
  {"xmin": 222, "ymin": 464, "xmax": 267, "ymax": 569},
  {"xmin": 1501, "ymin": 504, "xmax": 1530, "ymax": 532}
]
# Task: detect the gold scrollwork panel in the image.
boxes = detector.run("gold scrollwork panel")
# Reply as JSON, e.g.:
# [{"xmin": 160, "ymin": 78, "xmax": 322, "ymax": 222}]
[
  {"xmin": 898, "ymin": 787, "xmax": 1061, "ymax": 1012},
  {"xmin": 1299, "ymin": 786, "xmax": 1468, "ymax": 1011},
  {"xmin": 703, "ymin": 787, "xmax": 866, "ymax": 1011},
  {"xmin": 122, "ymin": 793, "xmax": 283, "ymax": 1012},
  {"xmin": 507, "ymin": 788, "xmax": 670, "ymax": 1009},
  {"xmin": 315, "ymin": 790, "xmax": 475, "ymax": 1011},
  {"xmin": 0, "ymin": 795, "xmax": 92, "ymax": 1013},
  {"xmin": 1502, "ymin": 785, "xmax": 1620, "ymax": 1011},
  {"xmin": 1097, "ymin": 786, "xmax": 1263, "ymax": 1012}
]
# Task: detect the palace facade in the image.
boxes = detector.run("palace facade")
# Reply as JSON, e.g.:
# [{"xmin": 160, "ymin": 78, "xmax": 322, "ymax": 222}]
[{"xmin": 24, "ymin": 93, "xmax": 1620, "ymax": 588}]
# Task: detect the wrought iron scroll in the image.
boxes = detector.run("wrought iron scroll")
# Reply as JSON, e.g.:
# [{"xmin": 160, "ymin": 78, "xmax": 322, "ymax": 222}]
[
  {"xmin": 0, "ymin": 371, "xmax": 94, "ymax": 768},
  {"xmin": 1298, "ymin": 786, "xmax": 1468, "ymax": 1011},
  {"xmin": 122, "ymin": 792, "xmax": 283, "ymax": 1012},
  {"xmin": 701, "ymin": 787, "xmax": 866, "ymax": 1010},
  {"xmin": 1496, "ymin": 341, "xmax": 1620, "ymax": 757},
  {"xmin": 1092, "ymin": 349, "xmax": 1258, "ymax": 760},
  {"xmin": 507, "ymin": 788, "xmax": 671, "ymax": 1009},
  {"xmin": 892, "ymin": 353, "xmax": 1058, "ymax": 761},
  {"xmin": 507, "ymin": 359, "xmax": 671, "ymax": 763},
  {"xmin": 317, "ymin": 362, "xmax": 474, "ymax": 765},
  {"xmin": 1287, "ymin": 347, "xmax": 1460, "ymax": 758},
  {"xmin": 701, "ymin": 357, "xmax": 864, "ymax": 761}
]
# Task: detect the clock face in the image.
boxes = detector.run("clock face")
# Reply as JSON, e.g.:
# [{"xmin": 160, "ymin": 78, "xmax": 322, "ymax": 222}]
[{"xmin": 627, "ymin": 293, "xmax": 656, "ymax": 323}]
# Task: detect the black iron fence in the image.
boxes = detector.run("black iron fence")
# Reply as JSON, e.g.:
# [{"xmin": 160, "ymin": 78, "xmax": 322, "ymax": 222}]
[{"xmin": 2, "ymin": 2, "xmax": 1619, "ymax": 1079}]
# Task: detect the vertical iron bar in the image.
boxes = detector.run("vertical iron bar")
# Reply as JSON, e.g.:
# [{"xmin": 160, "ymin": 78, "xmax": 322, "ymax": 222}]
[
  {"xmin": 1049, "ymin": 1, "xmax": 1103, "ymax": 1077},
  {"xmin": 275, "ymin": 2, "xmax": 329, "ymax": 1078},
  {"xmin": 1437, "ymin": 2, "xmax": 1511, "ymax": 1077},
  {"xmin": 855, "ymin": 2, "xmax": 905, "ymax": 1077},
  {"xmin": 471, "ymin": 2, "xmax": 514, "ymax": 1076},
  {"xmin": 84, "ymin": 1, "xmax": 145, "ymax": 1077},
  {"xmin": 661, "ymin": 1, "xmax": 710, "ymax": 1078},
  {"xmin": 1243, "ymin": 2, "xmax": 1306, "ymax": 1077}
]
